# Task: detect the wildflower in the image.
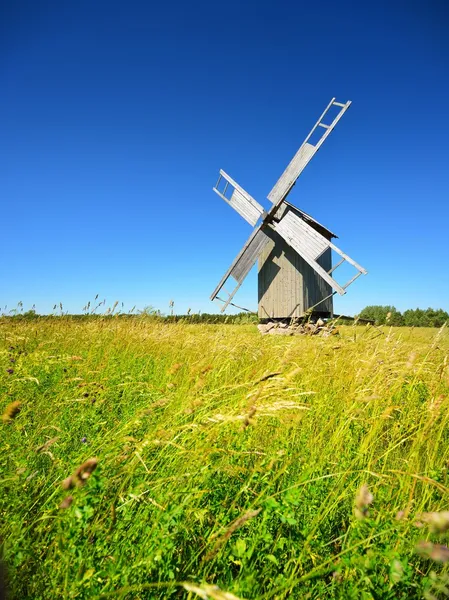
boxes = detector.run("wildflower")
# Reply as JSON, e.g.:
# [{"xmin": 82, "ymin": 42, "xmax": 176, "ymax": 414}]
[
  {"xmin": 6, "ymin": 368, "xmax": 14, "ymax": 375},
  {"xmin": 10, "ymin": 358, "xmax": 15, "ymax": 363},
  {"xmin": 418, "ymin": 511, "xmax": 449, "ymax": 534},
  {"xmin": 354, "ymin": 483, "xmax": 373, "ymax": 519},
  {"xmin": 395, "ymin": 510, "xmax": 405, "ymax": 521},
  {"xmin": 81, "ymin": 437, "xmax": 88, "ymax": 444},
  {"xmin": 2, "ymin": 401, "xmax": 21, "ymax": 423},
  {"xmin": 416, "ymin": 541, "xmax": 449, "ymax": 562},
  {"xmin": 60, "ymin": 495, "xmax": 73, "ymax": 509}
]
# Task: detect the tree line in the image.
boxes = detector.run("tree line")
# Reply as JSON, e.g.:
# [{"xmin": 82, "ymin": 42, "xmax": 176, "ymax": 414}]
[
  {"xmin": 357, "ymin": 306, "xmax": 449, "ymax": 327},
  {"xmin": 3, "ymin": 306, "xmax": 448, "ymax": 327}
]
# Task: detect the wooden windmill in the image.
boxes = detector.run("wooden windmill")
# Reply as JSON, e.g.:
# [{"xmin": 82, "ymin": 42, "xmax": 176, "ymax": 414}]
[{"xmin": 210, "ymin": 98, "xmax": 367, "ymax": 320}]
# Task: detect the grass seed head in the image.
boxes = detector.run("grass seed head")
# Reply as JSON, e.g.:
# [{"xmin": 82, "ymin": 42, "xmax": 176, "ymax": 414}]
[
  {"xmin": 168, "ymin": 362, "xmax": 183, "ymax": 375},
  {"xmin": 242, "ymin": 405, "xmax": 257, "ymax": 429},
  {"xmin": 428, "ymin": 395, "xmax": 445, "ymax": 420},
  {"xmin": 60, "ymin": 495, "xmax": 73, "ymax": 509},
  {"xmin": 406, "ymin": 352, "xmax": 417, "ymax": 369},
  {"xmin": 205, "ymin": 508, "xmax": 262, "ymax": 560},
  {"xmin": 62, "ymin": 457, "xmax": 98, "ymax": 490},
  {"xmin": 35, "ymin": 436, "xmax": 59, "ymax": 453},
  {"xmin": 74, "ymin": 457, "xmax": 98, "ymax": 482},
  {"xmin": 2, "ymin": 401, "xmax": 21, "ymax": 423},
  {"xmin": 62, "ymin": 476, "xmax": 75, "ymax": 490}
]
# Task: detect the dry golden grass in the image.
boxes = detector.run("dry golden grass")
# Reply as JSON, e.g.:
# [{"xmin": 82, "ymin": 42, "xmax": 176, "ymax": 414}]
[{"xmin": 0, "ymin": 317, "xmax": 448, "ymax": 598}]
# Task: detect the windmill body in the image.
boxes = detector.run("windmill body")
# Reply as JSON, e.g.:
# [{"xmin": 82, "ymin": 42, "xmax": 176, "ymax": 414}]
[
  {"xmin": 258, "ymin": 202, "xmax": 335, "ymax": 319},
  {"xmin": 210, "ymin": 98, "xmax": 367, "ymax": 320}
]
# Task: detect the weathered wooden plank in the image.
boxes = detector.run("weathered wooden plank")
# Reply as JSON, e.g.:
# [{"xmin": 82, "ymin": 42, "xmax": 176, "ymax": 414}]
[
  {"xmin": 232, "ymin": 228, "xmax": 269, "ymax": 282},
  {"xmin": 283, "ymin": 201, "xmax": 337, "ymax": 239},
  {"xmin": 278, "ymin": 210, "xmax": 367, "ymax": 280},
  {"xmin": 271, "ymin": 218, "xmax": 346, "ymax": 295},
  {"xmin": 213, "ymin": 187, "xmax": 263, "ymax": 226},
  {"xmin": 301, "ymin": 247, "xmax": 332, "ymax": 315},
  {"xmin": 218, "ymin": 170, "xmax": 262, "ymax": 213},
  {"xmin": 267, "ymin": 142, "xmax": 315, "ymax": 205},
  {"xmin": 275, "ymin": 210, "xmax": 329, "ymax": 260},
  {"xmin": 258, "ymin": 229, "xmax": 305, "ymax": 319},
  {"xmin": 213, "ymin": 170, "xmax": 264, "ymax": 226},
  {"xmin": 229, "ymin": 189, "xmax": 262, "ymax": 226},
  {"xmin": 257, "ymin": 230, "xmax": 334, "ymax": 318}
]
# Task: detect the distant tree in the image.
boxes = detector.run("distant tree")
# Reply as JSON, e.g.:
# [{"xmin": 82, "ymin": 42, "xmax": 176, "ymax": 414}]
[
  {"xmin": 386, "ymin": 308, "xmax": 404, "ymax": 326},
  {"xmin": 403, "ymin": 308, "xmax": 449, "ymax": 327},
  {"xmin": 358, "ymin": 305, "xmax": 402, "ymax": 326},
  {"xmin": 22, "ymin": 309, "xmax": 39, "ymax": 320},
  {"xmin": 403, "ymin": 308, "xmax": 425, "ymax": 327},
  {"xmin": 425, "ymin": 307, "xmax": 449, "ymax": 327}
]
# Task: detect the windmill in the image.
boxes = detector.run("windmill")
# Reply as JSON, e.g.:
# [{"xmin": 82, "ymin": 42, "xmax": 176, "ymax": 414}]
[{"xmin": 210, "ymin": 98, "xmax": 367, "ymax": 321}]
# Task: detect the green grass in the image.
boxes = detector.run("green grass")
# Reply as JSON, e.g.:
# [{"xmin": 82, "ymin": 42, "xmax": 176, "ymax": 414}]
[{"xmin": 1, "ymin": 317, "xmax": 449, "ymax": 599}]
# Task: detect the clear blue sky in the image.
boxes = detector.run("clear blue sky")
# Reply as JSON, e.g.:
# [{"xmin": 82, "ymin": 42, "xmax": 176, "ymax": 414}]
[{"xmin": 1, "ymin": 0, "xmax": 448, "ymax": 316}]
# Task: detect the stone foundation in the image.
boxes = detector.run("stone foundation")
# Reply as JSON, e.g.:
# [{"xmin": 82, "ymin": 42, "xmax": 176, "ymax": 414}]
[{"xmin": 257, "ymin": 318, "xmax": 338, "ymax": 337}]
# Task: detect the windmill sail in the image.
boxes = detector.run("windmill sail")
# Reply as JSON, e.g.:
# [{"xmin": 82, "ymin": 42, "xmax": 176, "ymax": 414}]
[
  {"xmin": 213, "ymin": 170, "xmax": 264, "ymax": 226},
  {"xmin": 210, "ymin": 226, "xmax": 270, "ymax": 311},
  {"xmin": 267, "ymin": 99, "xmax": 351, "ymax": 209},
  {"xmin": 271, "ymin": 209, "xmax": 366, "ymax": 296}
]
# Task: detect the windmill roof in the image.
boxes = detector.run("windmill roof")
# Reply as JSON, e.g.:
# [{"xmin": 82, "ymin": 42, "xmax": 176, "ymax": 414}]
[{"xmin": 283, "ymin": 201, "xmax": 338, "ymax": 239}]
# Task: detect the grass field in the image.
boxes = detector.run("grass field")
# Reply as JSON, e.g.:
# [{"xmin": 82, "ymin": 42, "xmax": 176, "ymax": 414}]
[{"xmin": 1, "ymin": 317, "xmax": 449, "ymax": 599}]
